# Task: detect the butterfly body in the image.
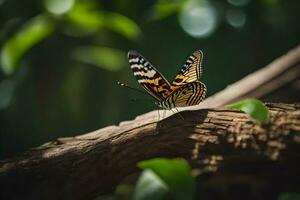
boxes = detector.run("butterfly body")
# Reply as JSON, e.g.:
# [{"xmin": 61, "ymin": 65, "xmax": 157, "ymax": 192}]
[{"xmin": 127, "ymin": 50, "xmax": 206, "ymax": 109}]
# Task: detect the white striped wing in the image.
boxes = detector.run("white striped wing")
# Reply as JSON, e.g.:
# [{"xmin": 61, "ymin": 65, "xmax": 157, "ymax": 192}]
[{"xmin": 128, "ymin": 51, "xmax": 171, "ymax": 100}]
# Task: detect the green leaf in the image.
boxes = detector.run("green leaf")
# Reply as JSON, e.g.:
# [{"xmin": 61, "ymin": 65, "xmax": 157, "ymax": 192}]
[
  {"xmin": 66, "ymin": 1, "xmax": 105, "ymax": 33},
  {"xmin": 0, "ymin": 15, "xmax": 55, "ymax": 75},
  {"xmin": 66, "ymin": 1, "xmax": 140, "ymax": 40},
  {"xmin": 105, "ymin": 12, "xmax": 141, "ymax": 40},
  {"xmin": 133, "ymin": 169, "xmax": 169, "ymax": 200},
  {"xmin": 227, "ymin": 98, "xmax": 269, "ymax": 123},
  {"xmin": 152, "ymin": 0, "xmax": 184, "ymax": 20},
  {"xmin": 73, "ymin": 46, "xmax": 127, "ymax": 71},
  {"xmin": 138, "ymin": 158, "xmax": 196, "ymax": 200}
]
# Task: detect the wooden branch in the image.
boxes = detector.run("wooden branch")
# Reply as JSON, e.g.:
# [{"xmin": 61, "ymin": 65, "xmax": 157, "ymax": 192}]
[
  {"xmin": 1, "ymin": 46, "xmax": 300, "ymax": 200},
  {"xmin": 1, "ymin": 103, "xmax": 300, "ymax": 200}
]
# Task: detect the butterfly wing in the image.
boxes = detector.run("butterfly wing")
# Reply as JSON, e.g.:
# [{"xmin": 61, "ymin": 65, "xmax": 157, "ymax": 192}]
[
  {"xmin": 171, "ymin": 50, "xmax": 203, "ymax": 90},
  {"xmin": 164, "ymin": 81, "xmax": 206, "ymax": 108},
  {"xmin": 128, "ymin": 51, "xmax": 171, "ymax": 100}
]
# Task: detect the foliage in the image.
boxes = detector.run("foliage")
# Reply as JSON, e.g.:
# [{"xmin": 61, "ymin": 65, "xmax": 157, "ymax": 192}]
[
  {"xmin": 133, "ymin": 169, "xmax": 168, "ymax": 200},
  {"xmin": 0, "ymin": 0, "xmax": 140, "ymax": 75},
  {"xmin": 1, "ymin": 15, "xmax": 55, "ymax": 74},
  {"xmin": 227, "ymin": 98, "xmax": 269, "ymax": 123},
  {"xmin": 135, "ymin": 158, "xmax": 196, "ymax": 200},
  {"xmin": 112, "ymin": 158, "xmax": 196, "ymax": 200}
]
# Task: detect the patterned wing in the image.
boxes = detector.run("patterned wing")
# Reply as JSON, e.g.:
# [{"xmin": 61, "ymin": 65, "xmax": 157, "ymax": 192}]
[
  {"xmin": 171, "ymin": 50, "xmax": 203, "ymax": 90},
  {"xmin": 163, "ymin": 81, "xmax": 206, "ymax": 108},
  {"xmin": 128, "ymin": 51, "xmax": 171, "ymax": 100}
]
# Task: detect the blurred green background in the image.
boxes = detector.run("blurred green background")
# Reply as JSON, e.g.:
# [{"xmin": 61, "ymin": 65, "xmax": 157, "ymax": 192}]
[{"xmin": 0, "ymin": 0, "xmax": 299, "ymax": 159}]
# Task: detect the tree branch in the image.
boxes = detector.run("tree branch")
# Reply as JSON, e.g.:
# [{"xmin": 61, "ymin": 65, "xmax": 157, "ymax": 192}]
[{"xmin": 198, "ymin": 45, "xmax": 300, "ymax": 108}]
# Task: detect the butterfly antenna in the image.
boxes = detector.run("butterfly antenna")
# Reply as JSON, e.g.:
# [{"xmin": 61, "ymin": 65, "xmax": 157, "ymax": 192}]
[{"xmin": 118, "ymin": 81, "xmax": 148, "ymax": 96}]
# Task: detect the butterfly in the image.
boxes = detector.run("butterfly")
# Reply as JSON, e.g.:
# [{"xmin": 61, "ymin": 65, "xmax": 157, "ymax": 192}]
[{"xmin": 127, "ymin": 50, "xmax": 207, "ymax": 109}]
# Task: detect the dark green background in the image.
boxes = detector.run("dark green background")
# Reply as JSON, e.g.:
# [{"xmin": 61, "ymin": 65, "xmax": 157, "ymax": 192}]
[{"xmin": 0, "ymin": 0, "xmax": 299, "ymax": 159}]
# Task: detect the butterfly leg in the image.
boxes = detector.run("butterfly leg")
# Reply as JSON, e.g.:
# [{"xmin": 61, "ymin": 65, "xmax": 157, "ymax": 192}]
[
  {"xmin": 174, "ymin": 107, "xmax": 185, "ymax": 120},
  {"xmin": 162, "ymin": 109, "xmax": 167, "ymax": 120},
  {"xmin": 157, "ymin": 108, "xmax": 160, "ymax": 121}
]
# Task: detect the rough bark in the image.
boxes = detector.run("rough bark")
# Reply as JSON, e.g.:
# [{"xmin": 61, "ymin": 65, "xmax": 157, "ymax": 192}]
[
  {"xmin": 1, "ymin": 45, "xmax": 300, "ymax": 200},
  {"xmin": 0, "ymin": 103, "xmax": 300, "ymax": 200}
]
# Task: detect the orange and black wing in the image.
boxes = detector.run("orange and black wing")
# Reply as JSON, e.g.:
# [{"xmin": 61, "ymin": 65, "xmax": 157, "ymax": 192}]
[
  {"xmin": 128, "ymin": 51, "xmax": 171, "ymax": 101},
  {"xmin": 165, "ymin": 81, "xmax": 206, "ymax": 108},
  {"xmin": 171, "ymin": 50, "xmax": 203, "ymax": 90}
]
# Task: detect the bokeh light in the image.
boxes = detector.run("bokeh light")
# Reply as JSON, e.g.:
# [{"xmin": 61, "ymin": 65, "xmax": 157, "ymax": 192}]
[
  {"xmin": 179, "ymin": 1, "xmax": 217, "ymax": 38},
  {"xmin": 44, "ymin": 0, "xmax": 74, "ymax": 15},
  {"xmin": 226, "ymin": 8, "xmax": 246, "ymax": 28}
]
